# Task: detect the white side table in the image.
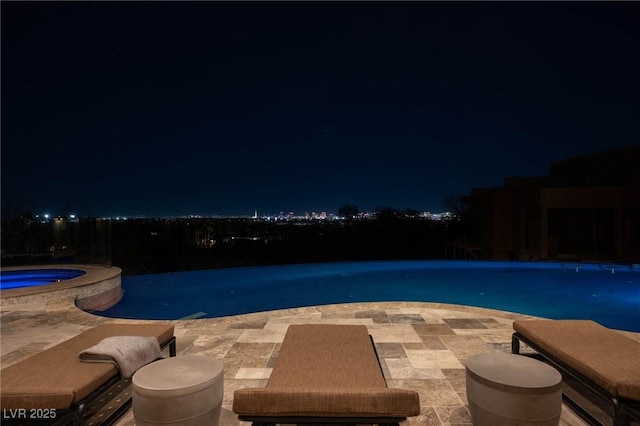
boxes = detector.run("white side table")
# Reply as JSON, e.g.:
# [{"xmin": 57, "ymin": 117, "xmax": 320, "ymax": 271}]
[
  {"xmin": 466, "ymin": 352, "xmax": 562, "ymax": 426},
  {"xmin": 132, "ymin": 355, "xmax": 224, "ymax": 426}
]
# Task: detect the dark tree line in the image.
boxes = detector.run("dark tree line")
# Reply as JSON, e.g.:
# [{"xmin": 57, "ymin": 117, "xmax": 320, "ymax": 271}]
[{"xmin": 110, "ymin": 217, "xmax": 453, "ymax": 275}]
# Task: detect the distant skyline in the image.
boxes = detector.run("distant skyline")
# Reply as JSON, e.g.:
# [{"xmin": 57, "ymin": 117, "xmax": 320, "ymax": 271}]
[{"xmin": 2, "ymin": 2, "xmax": 639, "ymax": 217}]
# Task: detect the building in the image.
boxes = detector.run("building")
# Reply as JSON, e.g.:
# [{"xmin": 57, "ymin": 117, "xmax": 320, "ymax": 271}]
[{"xmin": 462, "ymin": 145, "xmax": 640, "ymax": 261}]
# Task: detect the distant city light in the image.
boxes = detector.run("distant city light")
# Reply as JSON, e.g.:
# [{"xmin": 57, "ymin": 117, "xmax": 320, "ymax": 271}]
[{"xmin": 20, "ymin": 209, "xmax": 456, "ymax": 222}]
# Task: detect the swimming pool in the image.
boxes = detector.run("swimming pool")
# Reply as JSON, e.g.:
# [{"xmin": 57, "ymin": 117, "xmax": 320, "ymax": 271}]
[
  {"xmin": 0, "ymin": 269, "xmax": 86, "ymax": 290},
  {"xmin": 99, "ymin": 260, "xmax": 640, "ymax": 331}
]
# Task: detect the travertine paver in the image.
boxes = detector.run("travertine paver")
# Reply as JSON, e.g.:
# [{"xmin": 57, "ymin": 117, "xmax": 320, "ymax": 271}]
[{"xmin": 1, "ymin": 298, "xmax": 622, "ymax": 426}]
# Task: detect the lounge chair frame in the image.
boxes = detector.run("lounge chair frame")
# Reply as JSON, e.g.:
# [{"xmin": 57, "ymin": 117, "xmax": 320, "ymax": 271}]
[
  {"xmin": 2, "ymin": 336, "xmax": 176, "ymax": 426},
  {"xmin": 512, "ymin": 332, "xmax": 640, "ymax": 426},
  {"xmin": 244, "ymin": 417, "xmax": 403, "ymax": 425}
]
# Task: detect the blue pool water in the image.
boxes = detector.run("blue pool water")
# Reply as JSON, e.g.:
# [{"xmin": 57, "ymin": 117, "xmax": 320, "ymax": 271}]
[
  {"xmin": 99, "ymin": 260, "xmax": 640, "ymax": 332},
  {"xmin": 0, "ymin": 269, "xmax": 86, "ymax": 290}
]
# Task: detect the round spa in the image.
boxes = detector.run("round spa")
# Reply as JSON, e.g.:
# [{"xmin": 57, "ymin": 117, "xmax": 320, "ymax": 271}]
[
  {"xmin": 465, "ymin": 352, "xmax": 562, "ymax": 426},
  {"xmin": 132, "ymin": 355, "xmax": 224, "ymax": 426}
]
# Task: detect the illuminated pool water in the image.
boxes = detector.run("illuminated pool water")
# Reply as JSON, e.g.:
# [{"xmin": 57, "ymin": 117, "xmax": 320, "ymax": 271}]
[
  {"xmin": 99, "ymin": 260, "xmax": 640, "ymax": 331},
  {"xmin": 0, "ymin": 269, "xmax": 86, "ymax": 290}
]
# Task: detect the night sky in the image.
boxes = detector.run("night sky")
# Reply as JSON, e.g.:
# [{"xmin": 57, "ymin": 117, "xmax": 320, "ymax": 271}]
[{"xmin": 2, "ymin": 2, "xmax": 639, "ymax": 218}]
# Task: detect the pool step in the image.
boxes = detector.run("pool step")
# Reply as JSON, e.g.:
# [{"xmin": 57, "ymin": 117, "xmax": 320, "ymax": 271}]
[{"xmin": 179, "ymin": 311, "xmax": 208, "ymax": 320}]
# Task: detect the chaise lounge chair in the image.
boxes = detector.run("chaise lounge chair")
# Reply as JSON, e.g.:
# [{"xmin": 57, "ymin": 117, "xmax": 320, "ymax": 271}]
[
  {"xmin": 512, "ymin": 319, "xmax": 640, "ymax": 426},
  {"xmin": 233, "ymin": 324, "xmax": 420, "ymax": 425},
  {"xmin": 1, "ymin": 323, "xmax": 176, "ymax": 426}
]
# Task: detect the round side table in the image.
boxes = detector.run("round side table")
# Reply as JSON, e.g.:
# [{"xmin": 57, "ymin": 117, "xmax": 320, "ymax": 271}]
[
  {"xmin": 132, "ymin": 355, "xmax": 224, "ymax": 426},
  {"xmin": 466, "ymin": 352, "xmax": 562, "ymax": 426}
]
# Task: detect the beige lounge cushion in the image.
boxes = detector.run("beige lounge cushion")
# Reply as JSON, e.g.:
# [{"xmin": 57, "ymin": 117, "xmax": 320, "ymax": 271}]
[
  {"xmin": 233, "ymin": 324, "xmax": 420, "ymax": 418},
  {"xmin": 233, "ymin": 388, "xmax": 420, "ymax": 417},
  {"xmin": 268, "ymin": 324, "xmax": 387, "ymax": 389},
  {"xmin": 513, "ymin": 319, "xmax": 640, "ymax": 400},
  {"xmin": 1, "ymin": 323, "xmax": 174, "ymax": 410}
]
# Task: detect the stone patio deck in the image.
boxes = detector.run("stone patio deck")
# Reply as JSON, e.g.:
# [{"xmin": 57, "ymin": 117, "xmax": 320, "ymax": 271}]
[{"xmin": 3, "ymin": 297, "xmax": 626, "ymax": 426}]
